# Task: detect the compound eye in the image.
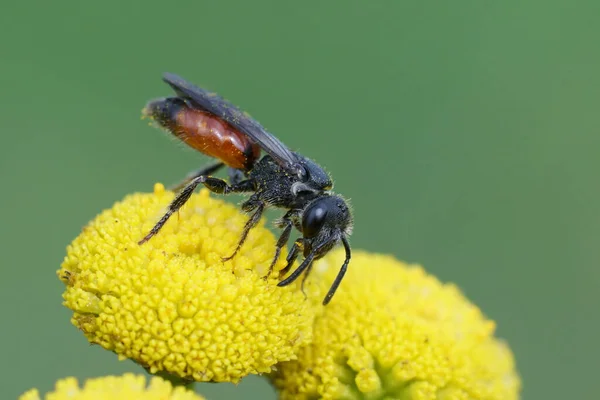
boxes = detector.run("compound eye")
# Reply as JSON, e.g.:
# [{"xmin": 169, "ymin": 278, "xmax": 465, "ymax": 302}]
[{"xmin": 302, "ymin": 203, "xmax": 328, "ymax": 238}]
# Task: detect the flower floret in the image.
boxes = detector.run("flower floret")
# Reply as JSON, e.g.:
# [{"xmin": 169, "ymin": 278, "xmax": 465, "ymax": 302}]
[
  {"xmin": 19, "ymin": 373, "xmax": 205, "ymax": 400},
  {"xmin": 58, "ymin": 184, "xmax": 317, "ymax": 383},
  {"xmin": 270, "ymin": 250, "xmax": 521, "ymax": 400}
]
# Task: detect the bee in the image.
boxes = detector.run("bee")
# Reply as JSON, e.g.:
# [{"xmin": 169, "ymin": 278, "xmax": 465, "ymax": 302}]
[{"xmin": 140, "ymin": 73, "xmax": 352, "ymax": 305}]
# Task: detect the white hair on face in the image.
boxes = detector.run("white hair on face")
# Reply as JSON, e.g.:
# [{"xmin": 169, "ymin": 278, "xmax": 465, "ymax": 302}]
[{"xmin": 291, "ymin": 182, "xmax": 320, "ymax": 196}]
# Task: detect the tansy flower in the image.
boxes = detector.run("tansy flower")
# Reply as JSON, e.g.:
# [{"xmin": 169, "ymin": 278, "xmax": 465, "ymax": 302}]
[
  {"xmin": 19, "ymin": 373, "xmax": 205, "ymax": 400},
  {"xmin": 57, "ymin": 184, "xmax": 318, "ymax": 383},
  {"xmin": 271, "ymin": 250, "xmax": 521, "ymax": 400}
]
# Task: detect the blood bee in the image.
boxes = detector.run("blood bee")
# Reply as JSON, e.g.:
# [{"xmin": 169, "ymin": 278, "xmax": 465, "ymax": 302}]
[{"xmin": 140, "ymin": 73, "xmax": 353, "ymax": 305}]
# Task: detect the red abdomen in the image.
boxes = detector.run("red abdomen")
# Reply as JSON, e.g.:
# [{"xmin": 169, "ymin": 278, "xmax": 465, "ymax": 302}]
[{"xmin": 145, "ymin": 98, "xmax": 261, "ymax": 170}]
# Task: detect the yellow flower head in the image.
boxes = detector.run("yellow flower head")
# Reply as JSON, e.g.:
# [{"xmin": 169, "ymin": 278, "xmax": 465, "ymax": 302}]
[
  {"xmin": 271, "ymin": 250, "xmax": 521, "ymax": 400},
  {"xmin": 57, "ymin": 184, "xmax": 317, "ymax": 383},
  {"xmin": 19, "ymin": 373, "xmax": 205, "ymax": 400}
]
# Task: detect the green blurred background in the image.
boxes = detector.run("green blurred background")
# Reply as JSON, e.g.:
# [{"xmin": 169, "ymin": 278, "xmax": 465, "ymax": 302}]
[{"xmin": 1, "ymin": 1, "xmax": 597, "ymax": 398}]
